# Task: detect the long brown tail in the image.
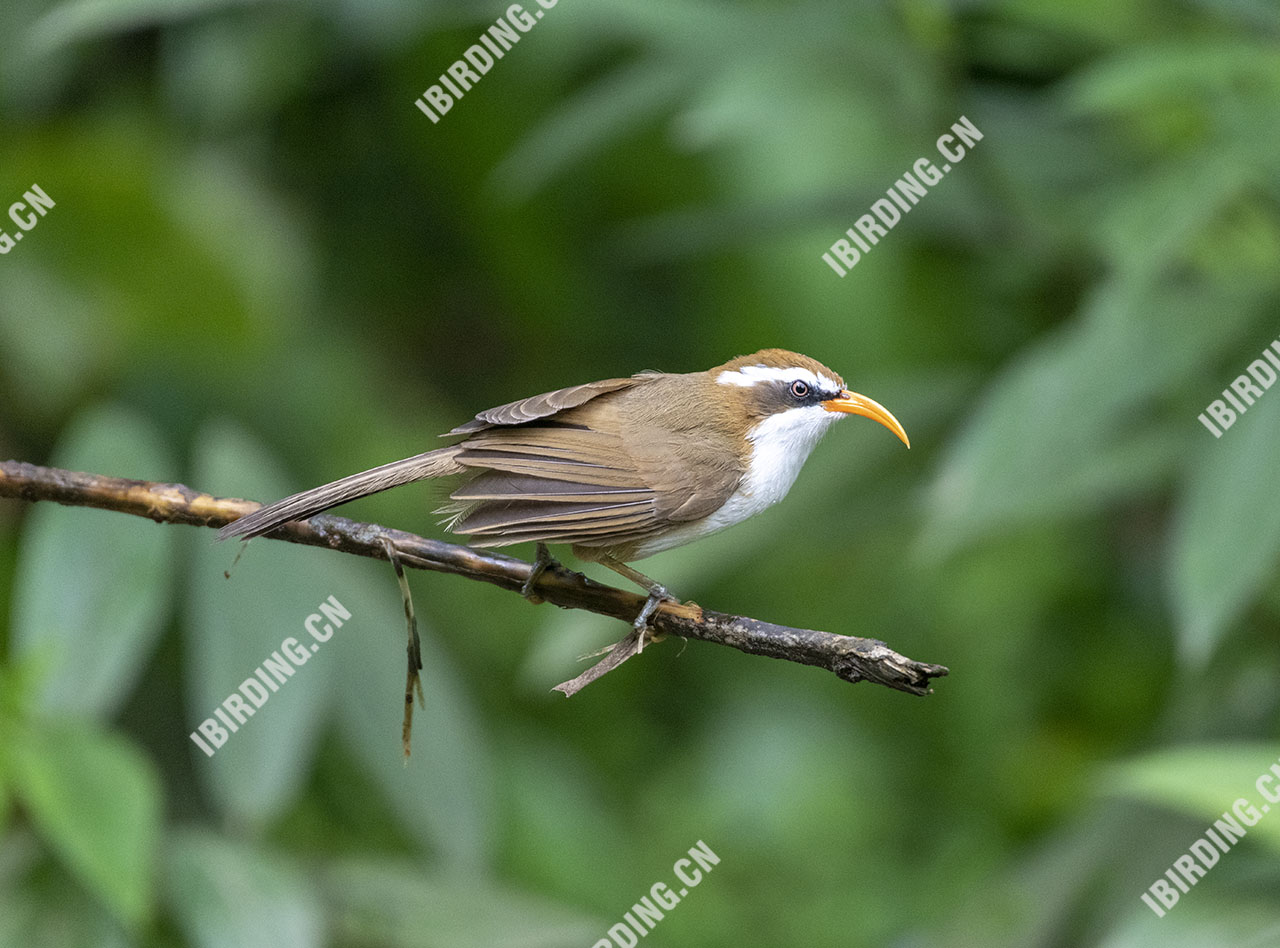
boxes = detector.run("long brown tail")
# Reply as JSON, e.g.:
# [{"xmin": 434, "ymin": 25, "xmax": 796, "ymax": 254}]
[{"xmin": 217, "ymin": 446, "xmax": 464, "ymax": 541}]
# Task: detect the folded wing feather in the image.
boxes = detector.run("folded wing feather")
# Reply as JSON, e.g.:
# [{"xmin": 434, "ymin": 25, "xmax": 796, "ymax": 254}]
[
  {"xmin": 441, "ymin": 422, "xmax": 666, "ymax": 546},
  {"xmin": 445, "ymin": 376, "xmax": 646, "ymax": 435}
]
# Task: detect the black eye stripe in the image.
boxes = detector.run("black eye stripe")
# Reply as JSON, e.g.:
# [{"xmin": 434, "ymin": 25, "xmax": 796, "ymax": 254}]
[{"xmin": 776, "ymin": 379, "xmax": 838, "ymax": 407}]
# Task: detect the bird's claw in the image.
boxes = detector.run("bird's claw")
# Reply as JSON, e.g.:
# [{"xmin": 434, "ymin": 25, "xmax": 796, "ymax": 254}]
[
  {"xmin": 633, "ymin": 584, "xmax": 675, "ymax": 653},
  {"xmin": 522, "ymin": 542, "xmax": 557, "ymax": 603}
]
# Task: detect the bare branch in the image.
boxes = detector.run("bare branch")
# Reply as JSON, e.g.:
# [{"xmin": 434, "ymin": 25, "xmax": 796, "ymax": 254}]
[{"xmin": 0, "ymin": 460, "xmax": 948, "ymax": 696}]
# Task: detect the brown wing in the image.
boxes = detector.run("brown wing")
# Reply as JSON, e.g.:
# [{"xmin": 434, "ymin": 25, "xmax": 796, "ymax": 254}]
[
  {"xmin": 440, "ymin": 387, "xmax": 744, "ymax": 550},
  {"xmin": 445, "ymin": 375, "xmax": 650, "ymax": 435},
  {"xmin": 442, "ymin": 423, "xmax": 663, "ymax": 547}
]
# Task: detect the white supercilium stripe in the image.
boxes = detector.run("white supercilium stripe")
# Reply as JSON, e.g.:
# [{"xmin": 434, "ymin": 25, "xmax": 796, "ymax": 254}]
[{"xmin": 715, "ymin": 365, "xmax": 838, "ymax": 391}]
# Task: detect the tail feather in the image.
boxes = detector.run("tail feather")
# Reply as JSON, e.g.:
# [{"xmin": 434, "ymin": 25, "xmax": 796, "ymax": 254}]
[{"xmin": 218, "ymin": 446, "xmax": 464, "ymax": 541}]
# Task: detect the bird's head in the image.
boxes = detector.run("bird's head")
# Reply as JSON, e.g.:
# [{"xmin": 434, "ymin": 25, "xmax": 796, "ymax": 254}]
[{"xmin": 712, "ymin": 349, "xmax": 910, "ymax": 455}]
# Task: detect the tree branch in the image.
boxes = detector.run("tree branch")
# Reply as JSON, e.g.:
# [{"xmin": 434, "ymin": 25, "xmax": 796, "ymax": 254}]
[{"xmin": 0, "ymin": 460, "xmax": 948, "ymax": 697}]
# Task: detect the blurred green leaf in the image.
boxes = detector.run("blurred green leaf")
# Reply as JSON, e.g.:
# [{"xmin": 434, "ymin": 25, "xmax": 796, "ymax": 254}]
[
  {"xmin": 10, "ymin": 404, "xmax": 176, "ymax": 718},
  {"xmin": 1170, "ymin": 393, "xmax": 1280, "ymax": 661},
  {"xmin": 0, "ymin": 260, "xmax": 104, "ymax": 421},
  {"xmin": 1091, "ymin": 150, "xmax": 1264, "ymax": 285},
  {"xmin": 1184, "ymin": 0, "xmax": 1280, "ymax": 32},
  {"xmin": 491, "ymin": 58, "xmax": 690, "ymax": 201},
  {"xmin": 159, "ymin": 148, "xmax": 315, "ymax": 328},
  {"xmin": 0, "ymin": 123, "xmax": 309, "ymax": 375},
  {"xmin": 1102, "ymin": 744, "xmax": 1280, "ymax": 853},
  {"xmin": 498, "ymin": 727, "xmax": 631, "ymax": 905},
  {"xmin": 0, "ymin": 852, "xmax": 134, "ymax": 948},
  {"xmin": 1099, "ymin": 897, "xmax": 1280, "ymax": 948},
  {"xmin": 1066, "ymin": 41, "xmax": 1280, "ymax": 118},
  {"xmin": 925, "ymin": 281, "xmax": 1263, "ymax": 556},
  {"xmin": 333, "ymin": 563, "xmax": 497, "ymax": 871},
  {"xmin": 159, "ymin": 11, "xmax": 322, "ymax": 132},
  {"xmin": 27, "ymin": 0, "xmax": 271, "ymax": 55},
  {"xmin": 691, "ymin": 688, "xmax": 893, "ymax": 849},
  {"xmin": 185, "ymin": 420, "xmax": 342, "ymax": 829},
  {"xmin": 321, "ymin": 858, "xmax": 602, "ymax": 948},
  {"xmin": 164, "ymin": 828, "xmax": 322, "ymax": 948},
  {"xmin": 9, "ymin": 721, "xmax": 160, "ymax": 928}
]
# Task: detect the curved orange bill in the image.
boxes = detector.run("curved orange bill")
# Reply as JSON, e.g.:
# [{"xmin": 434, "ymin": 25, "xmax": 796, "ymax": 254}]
[{"xmin": 822, "ymin": 390, "xmax": 910, "ymax": 448}]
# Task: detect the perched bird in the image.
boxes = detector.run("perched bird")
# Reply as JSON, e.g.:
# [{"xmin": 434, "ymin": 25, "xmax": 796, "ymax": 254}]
[{"xmin": 219, "ymin": 349, "xmax": 909, "ymax": 632}]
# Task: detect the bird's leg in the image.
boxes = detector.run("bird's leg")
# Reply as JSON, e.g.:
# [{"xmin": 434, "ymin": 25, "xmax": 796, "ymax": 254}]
[
  {"xmin": 596, "ymin": 554, "xmax": 676, "ymax": 652},
  {"xmin": 521, "ymin": 542, "xmax": 558, "ymax": 603}
]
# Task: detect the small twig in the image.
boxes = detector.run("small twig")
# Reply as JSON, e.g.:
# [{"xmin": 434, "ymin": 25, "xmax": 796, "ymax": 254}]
[
  {"xmin": 0, "ymin": 460, "xmax": 949, "ymax": 696},
  {"xmin": 553, "ymin": 627, "xmax": 646, "ymax": 697},
  {"xmin": 377, "ymin": 535, "xmax": 424, "ymax": 759}
]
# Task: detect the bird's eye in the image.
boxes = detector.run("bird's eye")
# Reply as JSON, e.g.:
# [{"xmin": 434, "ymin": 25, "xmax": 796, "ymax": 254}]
[{"xmin": 789, "ymin": 380, "xmax": 809, "ymax": 399}]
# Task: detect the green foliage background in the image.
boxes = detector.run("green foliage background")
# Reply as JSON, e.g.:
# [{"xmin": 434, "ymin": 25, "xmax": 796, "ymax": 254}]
[{"xmin": 1, "ymin": 0, "xmax": 1279, "ymax": 945}]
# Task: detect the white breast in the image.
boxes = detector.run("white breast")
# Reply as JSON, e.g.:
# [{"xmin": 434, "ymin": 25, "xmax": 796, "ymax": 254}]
[{"xmin": 627, "ymin": 404, "xmax": 839, "ymax": 559}]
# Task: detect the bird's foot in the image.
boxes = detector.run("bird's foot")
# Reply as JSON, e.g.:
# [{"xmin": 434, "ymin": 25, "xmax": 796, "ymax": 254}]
[
  {"xmin": 521, "ymin": 542, "xmax": 559, "ymax": 603},
  {"xmin": 633, "ymin": 583, "xmax": 676, "ymax": 653}
]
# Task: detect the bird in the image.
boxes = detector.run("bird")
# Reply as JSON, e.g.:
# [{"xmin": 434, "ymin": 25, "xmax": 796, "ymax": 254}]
[{"xmin": 218, "ymin": 349, "xmax": 909, "ymax": 635}]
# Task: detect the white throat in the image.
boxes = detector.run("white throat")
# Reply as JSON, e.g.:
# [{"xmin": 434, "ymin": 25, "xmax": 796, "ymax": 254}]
[
  {"xmin": 627, "ymin": 405, "xmax": 838, "ymax": 559},
  {"xmin": 738, "ymin": 404, "xmax": 839, "ymax": 508}
]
